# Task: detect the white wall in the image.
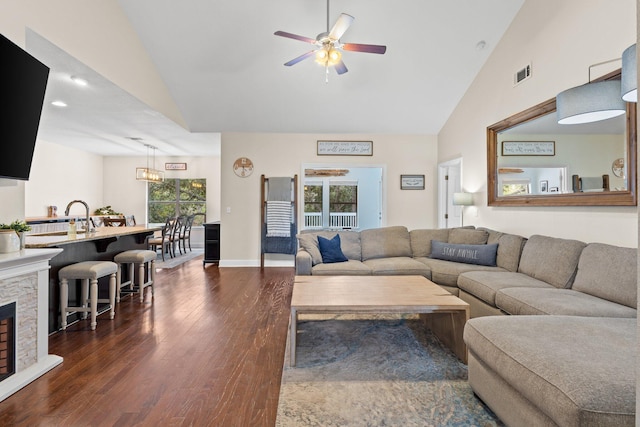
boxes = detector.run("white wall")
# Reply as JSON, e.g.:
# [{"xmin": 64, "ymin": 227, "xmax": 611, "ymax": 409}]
[
  {"xmin": 0, "ymin": 0, "xmax": 185, "ymax": 128},
  {"xmin": 0, "ymin": 0, "xmax": 187, "ymax": 224},
  {"xmin": 438, "ymin": 0, "xmax": 637, "ymax": 247},
  {"xmin": 220, "ymin": 133, "xmax": 437, "ymax": 266},
  {"xmin": 24, "ymin": 140, "xmax": 103, "ymax": 219},
  {"xmin": 103, "ymin": 155, "xmax": 221, "ymax": 224}
]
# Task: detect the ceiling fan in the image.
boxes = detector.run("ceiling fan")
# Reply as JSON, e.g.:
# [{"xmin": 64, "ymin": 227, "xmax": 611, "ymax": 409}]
[{"xmin": 274, "ymin": 0, "xmax": 386, "ymax": 81}]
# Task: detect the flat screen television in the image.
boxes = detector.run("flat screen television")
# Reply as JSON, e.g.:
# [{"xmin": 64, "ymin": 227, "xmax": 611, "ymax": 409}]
[{"xmin": 0, "ymin": 33, "xmax": 49, "ymax": 180}]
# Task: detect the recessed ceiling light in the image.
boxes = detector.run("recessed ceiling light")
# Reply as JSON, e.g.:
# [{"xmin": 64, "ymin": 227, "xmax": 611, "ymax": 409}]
[
  {"xmin": 51, "ymin": 100, "xmax": 67, "ymax": 107},
  {"xmin": 476, "ymin": 40, "xmax": 487, "ymax": 51},
  {"xmin": 70, "ymin": 75, "xmax": 88, "ymax": 86}
]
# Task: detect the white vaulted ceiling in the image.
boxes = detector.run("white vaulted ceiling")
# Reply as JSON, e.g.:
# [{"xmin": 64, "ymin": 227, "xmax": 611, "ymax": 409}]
[{"xmin": 30, "ymin": 0, "xmax": 526, "ymax": 156}]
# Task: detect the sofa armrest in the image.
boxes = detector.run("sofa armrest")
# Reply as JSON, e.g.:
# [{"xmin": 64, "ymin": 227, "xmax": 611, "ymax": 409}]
[{"xmin": 295, "ymin": 249, "xmax": 313, "ymax": 275}]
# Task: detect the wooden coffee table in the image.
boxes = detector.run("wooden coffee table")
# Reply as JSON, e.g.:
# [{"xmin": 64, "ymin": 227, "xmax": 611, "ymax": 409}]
[{"xmin": 289, "ymin": 275, "xmax": 470, "ymax": 366}]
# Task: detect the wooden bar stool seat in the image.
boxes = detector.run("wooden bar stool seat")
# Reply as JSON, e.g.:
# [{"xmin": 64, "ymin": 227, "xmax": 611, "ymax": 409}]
[
  {"xmin": 59, "ymin": 261, "xmax": 117, "ymax": 331},
  {"xmin": 114, "ymin": 250, "xmax": 156, "ymax": 303}
]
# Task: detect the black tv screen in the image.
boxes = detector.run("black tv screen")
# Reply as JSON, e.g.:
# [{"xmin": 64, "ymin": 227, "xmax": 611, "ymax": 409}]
[{"xmin": 1, "ymin": 33, "xmax": 49, "ymax": 180}]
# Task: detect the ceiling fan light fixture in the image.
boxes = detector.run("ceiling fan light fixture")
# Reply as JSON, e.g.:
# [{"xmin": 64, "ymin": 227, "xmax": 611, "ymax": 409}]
[
  {"xmin": 315, "ymin": 47, "xmax": 342, "ymax": 66},
  {"xmin": 328, "ymin": 48, "xmax": 341, "ymax": 64},
  {"xmin": 315, "ymin": 48, "xmax": 328, "ymax": 64}
]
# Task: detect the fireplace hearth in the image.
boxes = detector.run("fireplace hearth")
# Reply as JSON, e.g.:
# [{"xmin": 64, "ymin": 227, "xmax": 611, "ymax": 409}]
[{"xmin": 0, "ymin": 302, "xmax": 15, "ymax": 382}]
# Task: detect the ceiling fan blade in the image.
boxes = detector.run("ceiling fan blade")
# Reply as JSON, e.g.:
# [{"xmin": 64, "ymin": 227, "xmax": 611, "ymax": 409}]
[
  {"xmin": 274, "ymin": 31, "xmax": 317, "ymax": 44},
  {"xmin": 342, "ymin": 43, "xmax": 387, "ymax": 54},
  {"xmin": 328, "ymin": 13, "xmax": 354, "ymax": 40},
  {"xmin": 334, "ymin": 60, "xmax": 348, "ymax": 75},
  {"xmin": 284, "ymin": 50, "xmax": 316, "ymax": 66}
]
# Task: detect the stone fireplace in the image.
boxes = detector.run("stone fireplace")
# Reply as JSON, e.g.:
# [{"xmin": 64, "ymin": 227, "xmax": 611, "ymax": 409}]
[
  {"xmin": 0, "ymin": 302, "xmax": 16, "ymax": 382},
  {"xmin": 0, "ymin": 248, "xmax": 62, "ymax": 401}
]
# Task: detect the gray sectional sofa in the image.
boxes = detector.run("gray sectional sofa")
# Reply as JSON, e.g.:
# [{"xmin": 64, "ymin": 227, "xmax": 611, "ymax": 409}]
[{"xmin": 295, "ymin": 225, "xmax": 637, "ymax": 426}]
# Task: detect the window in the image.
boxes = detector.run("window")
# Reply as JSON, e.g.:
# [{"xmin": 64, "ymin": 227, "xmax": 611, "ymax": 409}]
[
  {"xmin": 303, "ymin": 180, "xmax": 358, "ymax": 229},
  {"xmin": 148, "ymin": 178, "xmax": 206, "ymax": 223},
  {"xmin": 501, "ymin": 180, "xmax": 531, "ymax": 196},
  {"xmin": 303, "ymin": 183, "xmax": 323, "ymax": 228}
]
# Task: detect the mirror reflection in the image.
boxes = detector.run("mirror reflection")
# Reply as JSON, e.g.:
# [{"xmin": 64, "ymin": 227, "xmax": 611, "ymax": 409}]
[
  {"xmin": 487, "ymin": 71, "xmax": 637, "ymax": 207},
  {"xmin": 498, "ymin": 112, "xmax": 627, "ymax": 196}
]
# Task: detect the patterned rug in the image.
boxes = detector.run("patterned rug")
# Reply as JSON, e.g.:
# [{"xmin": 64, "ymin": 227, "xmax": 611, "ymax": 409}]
[
  {"xmin": 276, "ymin": 315, "xmax": 503, "ymax": 427},
  {"xmin": 155, "ymin": 248, "xmax": 203, "ymax": 269}
]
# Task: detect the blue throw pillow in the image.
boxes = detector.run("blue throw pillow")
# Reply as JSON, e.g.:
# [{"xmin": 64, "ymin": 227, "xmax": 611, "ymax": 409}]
[
  {"xmin": 430, "ymin": 240, "xmax": 498, "ymax": 266},
  {"xmin": 317, "ymin": 234, "xmax": 348, "ymax": 263}
]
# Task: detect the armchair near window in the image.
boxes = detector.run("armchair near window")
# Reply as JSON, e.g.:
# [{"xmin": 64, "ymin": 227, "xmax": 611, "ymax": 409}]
[{"xmin": 572, "ymin": 174, "xmax": 610, "ymax": 192}]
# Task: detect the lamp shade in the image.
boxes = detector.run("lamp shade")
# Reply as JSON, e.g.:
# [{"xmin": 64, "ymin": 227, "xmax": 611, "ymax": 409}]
[
  {"xmin": 452, "ymin": 192, "xmax": 473, "ymax": 206},
  {"xmin": 556, "ymin": 80, "xmax": 626, "ymax": 124},
  {"xmin": 622, "ymin": 43, "xmax": 637, "ymax": 102}
]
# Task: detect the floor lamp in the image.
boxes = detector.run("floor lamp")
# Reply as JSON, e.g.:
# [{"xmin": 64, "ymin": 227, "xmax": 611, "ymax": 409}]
[{"xmin": 452, "ymin": 192, "xmax": 474, "ymax": 226}]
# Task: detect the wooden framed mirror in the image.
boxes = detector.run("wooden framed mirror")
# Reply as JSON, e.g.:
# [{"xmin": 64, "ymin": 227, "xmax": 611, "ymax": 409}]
[{"xmin": 487, "ymin": 71, "xmax": 637, "ymax": 207}]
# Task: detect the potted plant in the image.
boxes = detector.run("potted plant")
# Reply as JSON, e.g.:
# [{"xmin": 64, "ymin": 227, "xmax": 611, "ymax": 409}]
[
  {"xmin": 0, "ymin": 219, "xmax": 31, "ymax": 251},
  {"xmin": 94, "ymin": 206, "xmax": 122, "ymax": 216}
]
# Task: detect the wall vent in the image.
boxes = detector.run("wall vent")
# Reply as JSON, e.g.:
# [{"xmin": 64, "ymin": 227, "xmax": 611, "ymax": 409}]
[{"xmin": 514, "ymin": 64, "xmax": 531, "ymax": 86}]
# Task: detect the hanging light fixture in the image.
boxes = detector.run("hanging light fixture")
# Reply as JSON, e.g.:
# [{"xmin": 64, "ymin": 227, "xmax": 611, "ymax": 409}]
[
  {"xmin": 136, "ymin": 144, "xmax": 165, "ymax": 183},
  {"xmin": 556, "ymin": 59, "xmax": 626, "ymax": 124},
  {"xmin": 622, "ymin": 43, "xmax": 637, "ymax": 102}
]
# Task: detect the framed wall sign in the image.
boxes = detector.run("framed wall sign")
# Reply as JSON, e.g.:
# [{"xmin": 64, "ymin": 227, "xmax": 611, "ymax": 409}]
[
  {"xmin": 165, "ymin": 162, "xmax": 187, "ymax": 170},
  {"xmin": 400, "ymin": 174, "xmax": 425, "ymax": 190},
  {"xmin": 501, "ymin": 141, "xmax": 555, "ymax": 156},
  {"xmin": 317, "ymin": 140, "xmax": 373, "ymax": 156}
]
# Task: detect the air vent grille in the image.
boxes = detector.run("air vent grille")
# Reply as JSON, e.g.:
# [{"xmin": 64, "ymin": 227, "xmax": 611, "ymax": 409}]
[{"xmin": 514, "ymin": 64, "xmax": 531, "ymax": 86}]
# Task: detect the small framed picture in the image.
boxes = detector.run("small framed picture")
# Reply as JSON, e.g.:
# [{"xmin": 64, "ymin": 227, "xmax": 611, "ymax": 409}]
[
  {"xmin": 401, "ymin": 175, "xmax": 425, "ymax": 190},
  {"xmin": 540, "ymin": 180, "xmax": 548, "ymax": 192},
  {"xmin": 165, "ymin": 162, "xmax": 187, "ymax": 170}
]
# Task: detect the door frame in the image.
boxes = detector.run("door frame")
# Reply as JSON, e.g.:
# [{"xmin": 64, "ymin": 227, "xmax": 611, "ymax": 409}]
[{"xmin": 437, "ymin": 157, "xmax": 463, "ymax": 228}]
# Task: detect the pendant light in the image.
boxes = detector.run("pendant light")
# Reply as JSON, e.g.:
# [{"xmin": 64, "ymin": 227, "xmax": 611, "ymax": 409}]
[
  {"xmin": 556, "ymin": 59, "xmax": 626, "ymax": 125},
  {"xmin": 622, "ymin": 43, "xmax": 637, "ymax": 102},
  {"xmin": 136, "ymin": 144, "xmax": 165, "ymax": 183}
]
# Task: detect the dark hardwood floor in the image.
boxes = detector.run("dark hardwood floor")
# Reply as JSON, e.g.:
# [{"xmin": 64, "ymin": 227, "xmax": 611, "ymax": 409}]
[{"xmin": 0, "ymin": 258, "xmax": 295, "ymax": 426}]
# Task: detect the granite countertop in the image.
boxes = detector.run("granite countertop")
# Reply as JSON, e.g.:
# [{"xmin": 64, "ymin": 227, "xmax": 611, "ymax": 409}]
[{"xmin": 25, "ymin": 225, "xmax": 161, "ymax": 248}]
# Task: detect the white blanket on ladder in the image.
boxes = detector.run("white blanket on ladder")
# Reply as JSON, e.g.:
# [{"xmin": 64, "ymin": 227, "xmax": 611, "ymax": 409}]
[{"xmin": 266, "ymin": 201, "xmax": 292, "ymax": 237}]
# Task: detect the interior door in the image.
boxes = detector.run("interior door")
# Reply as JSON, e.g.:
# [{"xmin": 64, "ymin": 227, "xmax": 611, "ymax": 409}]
[{"xmin": 437, "ymin": 158, "xmax": 462, "ymax": 228}]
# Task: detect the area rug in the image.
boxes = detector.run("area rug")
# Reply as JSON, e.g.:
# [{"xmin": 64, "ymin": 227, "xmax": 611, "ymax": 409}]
[
  {"xmin": 155, "ymin": 248, "xmax": 203, "ymax": 269},
  {"xmin": 276, "ymin": 315, "xmax": 503, "ymax": 427}
]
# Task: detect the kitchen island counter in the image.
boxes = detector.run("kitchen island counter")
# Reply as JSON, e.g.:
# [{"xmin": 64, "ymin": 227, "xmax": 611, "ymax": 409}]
[
  {"xmin": 25, "ymin": 225, "xmax": 161, "ymax": 249},
  {"xmin": 25, "ymin": 225, "xmax": 161, "ymax": 333}
]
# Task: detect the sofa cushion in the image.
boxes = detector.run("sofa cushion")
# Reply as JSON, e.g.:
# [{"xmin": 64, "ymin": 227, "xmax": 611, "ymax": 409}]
[
  {"xmin": 464, "ymin": 316, "xmax": 636, "ymax": 427},
  {"xmin": 298, "ymin": 230, "xmax": 362, "ymax": 265},
  {"xmin": 312, "ymin": 260, "xmax": 372, "ymax": 275},
  {"xmin": 517, "ymin": 235, "xmax": 586, "ymax": 288},
  {"xmin": 409, "ymin": 228, "xmax": 450, "ymax": 257},
  {"xmin": 479, "ymin": 228, "xmax": 527, "ymax": 272},
  {"xmin": 496, "ymin": 288, "xmax": 638, "ymax": 317},
  {"xmin": 360, "ymin": 226, "xmax": 412, "ymax": 261},
  {"xmin": 363, "ymin": 257, "xmax": 432, "ymax": 277},
  {"xmin": 317, "ymin": 234, "xmax": 348, "ymax": 263},
  {"xmin": 457, "ymin": 271, "xmax": 554, "ymax": 307},
  {"xmin": 430, "ymin": 241, "xmax": 498, "ymax": 266},
  {"xmin": 416, "ymin": 258, "xmax": 506, "ymax": 287},
  {"xmin": 571, "ymin": 243, "xmax": 637, "ymax": 309},
  {"xmin": 448, "ymin": 228, "xmax": 488, "ymax": 245}
]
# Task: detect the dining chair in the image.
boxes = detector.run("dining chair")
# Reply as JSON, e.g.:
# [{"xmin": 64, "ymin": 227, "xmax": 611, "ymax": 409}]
[
  {"xmin": 104, "ymin": 217, "xmax": 127, "ymax": 227},
  {"xmin": 180, "ymin": 214, "xmax": 195, "ymax": 253},
  {"xmin": 147, "ymin": 216, "xmax": 176, "ymax": 261},
  {"xmin": 171, "ymin": 215, "xmax": 187, "ymax": 256}
]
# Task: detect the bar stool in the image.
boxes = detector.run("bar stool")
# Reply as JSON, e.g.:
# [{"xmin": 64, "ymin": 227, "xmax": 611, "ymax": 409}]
[
  {"xmin": 59, "ymin": 261, "xmax": 117, "ymax": 331},
  {"xmin": 114, "ymin": 250, "xmax": 156, "ymax": 303}
]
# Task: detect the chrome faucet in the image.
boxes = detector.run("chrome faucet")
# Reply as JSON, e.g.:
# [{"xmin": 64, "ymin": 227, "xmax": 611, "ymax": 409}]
[{"xmin": 64, "ymin": 200, "xmax": 94, "ymax": 233}]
